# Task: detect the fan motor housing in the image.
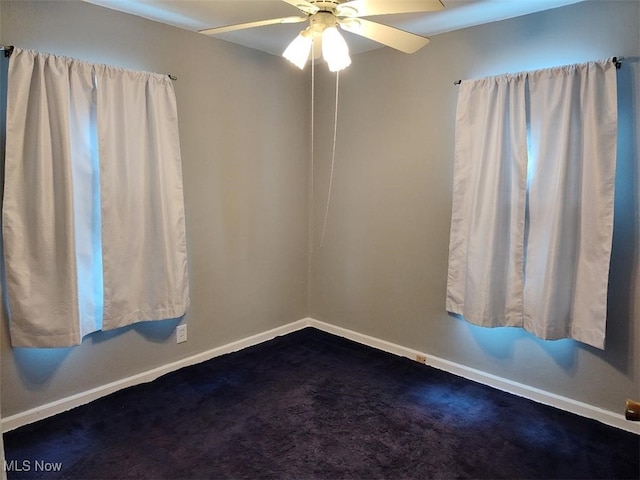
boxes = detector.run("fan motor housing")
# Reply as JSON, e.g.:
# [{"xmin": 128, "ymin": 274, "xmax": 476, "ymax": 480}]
[
  {"xmin": 311, "ymin": 1, "xmax": 341, "ymax": 11},
  {"xmin": 310, "ymin": 11, "xmax": 339, "ymax": 32}
]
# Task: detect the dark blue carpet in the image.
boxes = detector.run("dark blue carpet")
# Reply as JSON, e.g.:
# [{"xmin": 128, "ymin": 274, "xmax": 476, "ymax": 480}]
[{"xmin": 4, "ymin": 327, "xmax": 639, "ymax": 479}]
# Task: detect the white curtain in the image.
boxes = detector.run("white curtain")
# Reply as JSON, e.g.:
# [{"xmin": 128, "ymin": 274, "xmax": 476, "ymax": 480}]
[
  {"xmin": 523, "ymin": 61, "xmax": 618, "ymax": 348},
  {"xmin": 3, "ymin": 48, "xmax": 189, "ymax": 347},
  {"xmin": 4, "ymin": 50, "xmax": 93, "ymax": 346},
  {"xmin": 95, "ymin": 66, "xmax": 189, "ymax": 331},
  {"xmin": 446, "ymin": 74, "xmax": 528, "ymax": 328},
  {"xmin": 447, "ymin": 60, "xmax": 617, "ymax": 349}
]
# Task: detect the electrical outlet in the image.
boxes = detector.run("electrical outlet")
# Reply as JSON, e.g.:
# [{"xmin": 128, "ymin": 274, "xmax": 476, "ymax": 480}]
[
  {"xmin": 416, "ymin": 354, "xmax": 427, "ymax": 364},
  {"xmin": 176, "ymin": 324, "xmax": 187, "ymax": 343}
]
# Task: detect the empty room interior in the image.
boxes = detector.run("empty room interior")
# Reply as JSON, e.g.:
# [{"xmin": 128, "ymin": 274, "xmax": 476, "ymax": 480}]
[{"xmin": 0, "ymin": 0, "xmax": 639, "ymax": 478}]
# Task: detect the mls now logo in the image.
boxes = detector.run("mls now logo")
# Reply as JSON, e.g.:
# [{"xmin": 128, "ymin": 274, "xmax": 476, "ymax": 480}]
[{"xmin": 4, "ymin": 459, "xmax": 63, "ymax": 472}]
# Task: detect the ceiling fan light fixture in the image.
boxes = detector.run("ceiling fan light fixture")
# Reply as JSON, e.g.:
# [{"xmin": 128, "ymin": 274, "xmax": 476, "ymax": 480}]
[
  {"xmin": 322, "ymin": 26, "xmax": 351, "ymax": 72},
  {"xmin": 283, "ymin": 28, "xmax": 313, "ymax": 69},
  {"xmin": 203, "ymin": 0, "xmax": 442, "ymax": 70}
]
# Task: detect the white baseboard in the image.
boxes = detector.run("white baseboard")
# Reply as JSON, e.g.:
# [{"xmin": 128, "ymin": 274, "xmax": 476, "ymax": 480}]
[
  {"xmin": 1, "ymin": 319, "xmax": 311, "ymax": 432},
  {"xmin": 306, "ymin": 318, "xmax": 640, "ymax": 435},
  {"xmin": 3, "ymin": 317, "xmax": 638, "ymax": 435}
]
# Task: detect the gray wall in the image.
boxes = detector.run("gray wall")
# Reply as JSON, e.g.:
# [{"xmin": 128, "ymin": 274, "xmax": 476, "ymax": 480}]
[
  {"xmin": 0, "ymin": 0, "xmax": 309, "ymax": 417},
  {"xmin": 311, "ymin": 0, "xmax": 639, "ymax": 414}
]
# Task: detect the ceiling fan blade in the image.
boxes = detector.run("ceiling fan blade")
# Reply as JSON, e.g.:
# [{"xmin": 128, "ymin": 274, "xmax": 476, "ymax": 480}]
[
  {"xmin": 337, "ymin": 0, "xmax": 444, "ymax": 17},
  {"xmin": 281, "ymin": 0, "xmax": 320, "ymax": 15},
  {"xmin": 199, "ymin": 16, "xmax": 307, "ymax": 36},
  {"xmin": 339, "ymin": 18, "xmax": 429, "ymax": 53}
]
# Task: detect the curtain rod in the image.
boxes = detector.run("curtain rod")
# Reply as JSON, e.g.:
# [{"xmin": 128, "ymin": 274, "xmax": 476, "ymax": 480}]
[
  {"xmin": 453, "ymin": 57, "xmax": 623, "ymax": 86},
  {"xmin": 1, "ymin": 45, "xmax": 14, "ymax": 57},
  {"xmin": 0, "ymin": 45, "xmax": 177, "ymax": 80}
]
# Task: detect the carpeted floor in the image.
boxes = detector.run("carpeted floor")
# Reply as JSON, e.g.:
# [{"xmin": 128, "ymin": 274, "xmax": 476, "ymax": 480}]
[{"xmin": 4, "ymin": 327, "xmax": 639, "ymax": 479}]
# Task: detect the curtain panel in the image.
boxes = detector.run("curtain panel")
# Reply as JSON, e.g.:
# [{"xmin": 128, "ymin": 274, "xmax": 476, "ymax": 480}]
[
  {"xmin": 95, "ymin": 65, "xmax": 189, "ymax": 331},
  {"xmin": 523, "ymin": 62, "xmax": 618, "ymax": 348},
  {"xmin": 447, "ymin": 60, "xmax": 617, "ymax": 349},
  {"xmin": 3, "ymin": 48, "xmax": 189, "ymax": 347},
  {"xmin": 446, "ymin": 74, "xmax": 528, "ymax": 328}
]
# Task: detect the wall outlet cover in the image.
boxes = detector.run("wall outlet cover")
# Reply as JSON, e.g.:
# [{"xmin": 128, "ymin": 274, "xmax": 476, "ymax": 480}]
[{"xmin": 176, "ymin": 324, "xmax": 187, "ymax": 343}]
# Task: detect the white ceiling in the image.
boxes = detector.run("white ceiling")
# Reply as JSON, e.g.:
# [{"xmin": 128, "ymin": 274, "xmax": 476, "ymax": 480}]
[{"xmin": 84, "ymin": 0, "xmax": 586, "ymax": 56}]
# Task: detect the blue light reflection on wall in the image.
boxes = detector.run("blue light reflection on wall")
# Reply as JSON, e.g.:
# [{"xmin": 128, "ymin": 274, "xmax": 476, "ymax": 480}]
[
  {"xmin": 468, "ymin": 322, "xmax": 576, "ymax": 351},
  {"xmin": 12, "ymin": 347, "xmax": 74, "ymax": 386},
  {"xmin": 456, "ymin": 314, "xmax": 578, "ymax": 368}
]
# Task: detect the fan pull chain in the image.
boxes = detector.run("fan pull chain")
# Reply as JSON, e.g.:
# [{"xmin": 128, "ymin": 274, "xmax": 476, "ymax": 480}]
[
  {"xmin": 309, "ymin": 42, "xmax": 315, "ymax": 255},
  {"xmin": 319, "ymin": 71, "xmax": 340, "ymax": 249}
]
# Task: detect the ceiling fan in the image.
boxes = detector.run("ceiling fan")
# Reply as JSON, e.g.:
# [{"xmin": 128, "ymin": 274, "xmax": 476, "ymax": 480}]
[{"xmin": 199, "ymin": 0, "xmax": 445, "ymax": 72}]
